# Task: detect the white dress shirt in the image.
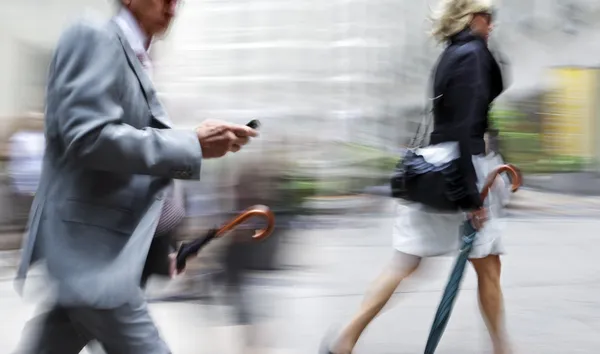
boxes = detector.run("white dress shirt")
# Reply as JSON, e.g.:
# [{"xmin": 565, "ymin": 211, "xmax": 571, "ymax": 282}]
[
  {"xmin": 114, "ymin": 8, "xmax": 185, "ymax": 217},
  {"xmin": 114, "ymin": 8, "xmax": 153, "ymax": 77}
]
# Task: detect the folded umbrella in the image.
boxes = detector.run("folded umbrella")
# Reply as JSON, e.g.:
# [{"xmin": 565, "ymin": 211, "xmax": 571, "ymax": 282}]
[
  {"xmin": 423, "ymin": 164, "xmax": 522, "ymax": 354},
  {"xmin": 176, "ymin": 204, "xmax": 276, "ymax": 272}
]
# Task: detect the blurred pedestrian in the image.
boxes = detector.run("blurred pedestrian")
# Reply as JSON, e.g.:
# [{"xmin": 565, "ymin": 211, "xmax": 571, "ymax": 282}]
[
  {"xmin": 321, "ymin": 1, "xmax": 512, "ymax": 353},
  {"xmin": 7, "ymin": 112, "xmax": 45, "ymax": 227},
  {"xmin": 215, "ymin": 148, "xmax": 287, "ymax": 353},
  {"xmin": 13, "ymin": 1, "xmax": 257, "ymax": 353}
]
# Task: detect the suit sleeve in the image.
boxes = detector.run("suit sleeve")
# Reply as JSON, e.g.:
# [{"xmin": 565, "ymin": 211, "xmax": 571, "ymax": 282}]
[
  {"xmin": 443, "ymin": 50, "xmax": 484, "ymax": 210},
  {"xmin": 48, "ymin": 22, "xmax": 202, "ymax": 179}
]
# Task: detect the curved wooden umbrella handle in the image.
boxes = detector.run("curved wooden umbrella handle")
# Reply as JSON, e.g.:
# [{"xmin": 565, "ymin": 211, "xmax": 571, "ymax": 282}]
[
  {"xmin": 175, "ymin": 205, "xmax": 275, "ymax": 272},
  {"xmin": 215, "ymin": 204, "xmax": 275, "ymax": 240},
  {"xmin": 480, "ymin": 164, "xmax": 522, "ymax": 201}
]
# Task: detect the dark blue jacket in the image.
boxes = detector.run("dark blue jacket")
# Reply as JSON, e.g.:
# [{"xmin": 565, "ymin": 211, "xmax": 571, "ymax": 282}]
[{"xmin": 429, "ymin": 30, "xmax": 505, "ymax": 210}]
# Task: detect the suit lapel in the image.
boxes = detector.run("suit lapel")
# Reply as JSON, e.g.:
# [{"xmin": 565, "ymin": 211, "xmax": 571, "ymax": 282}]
[{"xmin": 109, "ymin": 21, "xmax": 172, "ymax": 129}]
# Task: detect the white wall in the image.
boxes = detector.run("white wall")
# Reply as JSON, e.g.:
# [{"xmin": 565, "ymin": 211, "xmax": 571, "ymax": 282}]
[
  {"xmin": 0, "ymin": 30, "xmax": 17, "ymax": 119},
  {"xmin": 152, "ymin": 0, "xmax": 409, "ymax": 133},
  {"xmin": 0, "ymin": 0, "xmax": 113, "ymax": 124}
]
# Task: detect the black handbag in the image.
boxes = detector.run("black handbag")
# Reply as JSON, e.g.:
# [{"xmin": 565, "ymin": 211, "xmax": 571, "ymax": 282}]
[{"xmin": 390, "ymin": 98, "xmax": 469, "ymax": 212}]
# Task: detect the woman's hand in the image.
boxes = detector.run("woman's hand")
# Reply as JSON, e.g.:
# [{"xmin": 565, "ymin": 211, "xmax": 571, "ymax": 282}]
[{"xmin": 468, "ymin": 208, "xmax": 488, "ymax": 230}]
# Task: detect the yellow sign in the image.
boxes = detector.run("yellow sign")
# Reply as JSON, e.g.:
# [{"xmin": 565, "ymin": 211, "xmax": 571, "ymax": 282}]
[{"xmin": 542, "ymin": 67, "xmax": 598, "ymax": 158}]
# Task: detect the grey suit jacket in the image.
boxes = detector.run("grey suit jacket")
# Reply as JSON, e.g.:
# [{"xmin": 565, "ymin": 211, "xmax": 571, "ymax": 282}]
[{"xmin": 15, "ymin": 18, "xmax": 202, "ymax": 309}]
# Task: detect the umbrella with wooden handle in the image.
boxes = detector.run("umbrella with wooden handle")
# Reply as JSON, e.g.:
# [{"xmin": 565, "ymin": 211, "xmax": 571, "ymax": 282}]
[
  {"xmin": 175, "ymin": 205, "xmax": 275, "ymax": 272},
  {"xmin": 423, "ymin": 164, "xmax": 521, "ymax": 354}
]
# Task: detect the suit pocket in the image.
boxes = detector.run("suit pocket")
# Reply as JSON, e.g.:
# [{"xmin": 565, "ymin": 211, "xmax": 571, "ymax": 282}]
[{"xmin": 60, "ymin": 200, "xmax": 136, "ymax": 235}]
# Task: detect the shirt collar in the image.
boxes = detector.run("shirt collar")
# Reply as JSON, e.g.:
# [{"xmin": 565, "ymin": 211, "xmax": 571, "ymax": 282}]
[{"xmin": 114, "ymin": 8, "xmax": 151, "ymax": 53}]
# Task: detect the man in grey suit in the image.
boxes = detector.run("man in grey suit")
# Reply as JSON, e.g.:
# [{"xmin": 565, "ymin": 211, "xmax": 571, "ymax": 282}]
[{"xmin": 13, "ymin": 0, "xmax": 257, "ymax": 353}]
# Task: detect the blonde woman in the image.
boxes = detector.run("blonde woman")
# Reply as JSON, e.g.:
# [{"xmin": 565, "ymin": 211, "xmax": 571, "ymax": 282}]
[{"xmin": 321, "ymin": 0, "xmax": 511, "ymax": 353}]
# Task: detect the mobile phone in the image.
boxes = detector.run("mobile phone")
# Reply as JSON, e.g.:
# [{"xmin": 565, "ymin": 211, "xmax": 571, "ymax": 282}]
[{"xmin": 246, "ymin": 119, "xmax": 261, "ymax": 129}]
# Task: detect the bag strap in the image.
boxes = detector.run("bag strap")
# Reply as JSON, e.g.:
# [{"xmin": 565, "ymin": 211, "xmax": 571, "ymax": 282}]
[
  {"xmin": 408, "ymin": 93, "xmax": 441, "ymax": 149},
  {"xmin": 408, "ymin": 106, "xmax": 428, "ymax": 149},
  {"xmin": 409, "ymin": 53, "xmax": 449, "ymax": 149}
]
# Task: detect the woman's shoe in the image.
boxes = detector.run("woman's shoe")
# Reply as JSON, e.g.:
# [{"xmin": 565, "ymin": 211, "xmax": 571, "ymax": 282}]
[
  {"xmin": 319, "ymin": 326, "xmax": 346, "ymax": 354},
  {"xmin": 318, "ymin": 338, "xmax": 335, "ymax": 354}
]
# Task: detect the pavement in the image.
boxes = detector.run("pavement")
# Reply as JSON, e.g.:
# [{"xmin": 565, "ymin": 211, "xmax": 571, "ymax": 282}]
[
  {"xmin": 1, "ymin": 203, "xmax": 600, "ymax": 353},
  {"xmin": 506, "ymin": 188, "xmax": 600, "ymax": 217},
  {"xmin": 524, "ymin": 172, "xmax": 600, "ymax": 196},
  {"xmin": 362, "ymin": 184, "xmax": 600, "ymax": 218}
]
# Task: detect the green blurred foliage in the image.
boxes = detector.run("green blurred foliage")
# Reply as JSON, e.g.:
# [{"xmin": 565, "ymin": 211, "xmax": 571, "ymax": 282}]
[
  {"xmin": 280, "ymin": 142, "xmax": 398, "ymax": 203},
  {"xmin": 492, "ymin": 106, "xmax": 585, "ymax": 173},
  {"xmin": 527, "ymin": 156, "xmax": 586, "ymax": 173},
  {"xmin": 283, "ymin": 103, "xmax": 587, "ymax": 205}
]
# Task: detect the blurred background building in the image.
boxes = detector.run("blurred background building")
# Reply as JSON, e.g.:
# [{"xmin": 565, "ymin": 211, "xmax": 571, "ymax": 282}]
[
  {"xmin": 152, "ymin": 0, "xmax": 434, "ymax": 149},
  {"xmin": 0, "ymin": 0, "xmax": 114, "ymax": 120},
  {"xmin": 3, "ymin": 0, "xmax": 600, "ymax": 146}
]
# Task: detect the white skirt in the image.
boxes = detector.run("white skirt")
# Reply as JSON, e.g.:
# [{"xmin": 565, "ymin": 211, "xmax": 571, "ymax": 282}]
[{"xmin": 392, "ymin": 154, "xmax": 509, "ymax": 259}]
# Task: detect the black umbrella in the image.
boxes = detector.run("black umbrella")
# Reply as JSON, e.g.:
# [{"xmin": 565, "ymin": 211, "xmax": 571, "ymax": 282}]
[
  {"xmin": 175, "ymin": 204, "xmax": 275, "ymax": 272},
  {"xmin": 424, "ymin": 164, "xmax": 521, "ymax": 354}
]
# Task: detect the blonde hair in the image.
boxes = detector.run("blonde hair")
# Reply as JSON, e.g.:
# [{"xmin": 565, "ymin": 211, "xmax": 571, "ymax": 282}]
[{"xmin": 430, "ymin": 0, "xmax": 494, "ymax": 43}]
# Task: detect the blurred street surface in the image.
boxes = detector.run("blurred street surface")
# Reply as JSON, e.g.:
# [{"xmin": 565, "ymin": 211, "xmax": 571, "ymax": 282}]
[
  {"xmin": 1, "ymin": 196, "xmax": 600, "ymax": 353},
  {"xmin": 524, "ymin": 173, "xmax": 600, "ymax": 196},
  {"xmin": 507, "ymin": 188, "xmax": 600, "ymax": 217},
  {"xmin": 1, "ymin": 188, "xmax": 599, "ymax": 251}
]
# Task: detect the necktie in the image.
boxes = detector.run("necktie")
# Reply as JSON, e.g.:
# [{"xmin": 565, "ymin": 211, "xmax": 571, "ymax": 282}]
[
  {"xmin": 136, "ymin": 52, "xmax": 149, "ymax": 69},
  {"xmin": 136, "ymin": 52, "xmax": 153, "ymax": 78}
]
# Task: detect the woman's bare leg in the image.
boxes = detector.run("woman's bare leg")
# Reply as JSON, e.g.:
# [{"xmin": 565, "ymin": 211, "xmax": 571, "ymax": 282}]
[
  {"xmin": 330, "ymin": 252, "xmax": 422, "ymax": 354},
  {"xmin": 470, "ymin": 255, "xmax": 511, "ymax": 354}
]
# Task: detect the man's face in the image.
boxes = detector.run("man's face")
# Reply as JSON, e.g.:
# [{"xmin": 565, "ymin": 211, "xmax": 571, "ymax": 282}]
[{"xmin": 123, "ymin": 0, "xmax": 179, "ymax": 37}]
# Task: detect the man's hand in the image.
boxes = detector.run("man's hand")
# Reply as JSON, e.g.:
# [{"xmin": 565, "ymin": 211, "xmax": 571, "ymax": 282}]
[
  {"xmin": 195, "ymin": 119, "xmax": 258, "ymax": 159},
  {"xmin": 169, "ymin": 253, "xmax": 184, "ymax": 278}
]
